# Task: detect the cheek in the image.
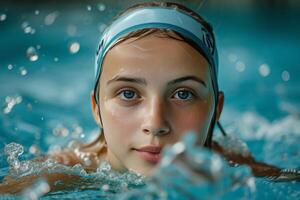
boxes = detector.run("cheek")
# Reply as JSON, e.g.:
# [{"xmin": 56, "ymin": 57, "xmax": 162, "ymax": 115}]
[
  {"xmin": 100, "ymin": 100, "xmax": 141, "ymax": 139},
  {"xmin": 171, "ymin": 101, "xmax": 213, "ymax": 135}
]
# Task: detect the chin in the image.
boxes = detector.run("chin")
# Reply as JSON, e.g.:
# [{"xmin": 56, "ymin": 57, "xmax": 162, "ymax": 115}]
[{"xmin": 129, "ymin": 163, "xmax": 158, "ymax": 176}]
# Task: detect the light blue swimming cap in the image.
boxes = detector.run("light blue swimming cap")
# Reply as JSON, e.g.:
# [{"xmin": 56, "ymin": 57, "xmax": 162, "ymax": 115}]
[{"xmin": 95, "ymin": 6, "xmax": 219, "ymax": 101}]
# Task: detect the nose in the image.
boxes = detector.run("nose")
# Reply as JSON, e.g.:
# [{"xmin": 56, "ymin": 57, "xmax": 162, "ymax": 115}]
[{"xmin": 142, "ymin": 97, "xmax": 170, "ymax": 136}]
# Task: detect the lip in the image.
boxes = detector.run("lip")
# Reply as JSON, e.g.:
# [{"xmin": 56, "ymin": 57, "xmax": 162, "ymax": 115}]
[{"xmin": 134, "ymin": 146, "xmax": 162, "ymax": 164}]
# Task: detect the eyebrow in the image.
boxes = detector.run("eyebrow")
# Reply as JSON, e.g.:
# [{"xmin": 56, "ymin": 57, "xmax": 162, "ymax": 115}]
[{"xmin": 107, "ymin": 75, "xmax": 207, "ymax": 88}]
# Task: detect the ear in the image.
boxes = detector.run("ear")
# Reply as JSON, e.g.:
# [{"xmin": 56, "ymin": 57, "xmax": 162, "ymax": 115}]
[
  {"xmin": 215, "ymin": 91, "xmax": 224, "ymax": 122},
  {"xmin": 90, "ymin": 91, "xmax": 103, "ymax": 128}
]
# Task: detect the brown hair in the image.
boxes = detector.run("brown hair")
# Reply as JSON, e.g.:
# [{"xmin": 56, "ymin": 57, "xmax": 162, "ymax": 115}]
[{"xmin": 90, "ymin": 1, "xmax": 217, "ymax": 152}]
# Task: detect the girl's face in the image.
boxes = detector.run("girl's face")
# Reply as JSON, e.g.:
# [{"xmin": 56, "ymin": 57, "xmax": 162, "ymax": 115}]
[{"xmin": 92, "ymin": 34, "xmax": 223, "ymax": 176}]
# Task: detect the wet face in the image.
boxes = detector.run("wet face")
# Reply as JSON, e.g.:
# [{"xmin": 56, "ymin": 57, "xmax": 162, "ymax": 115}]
[{"xmin": 92, "ymin": 34, "xmax": 222, "ymax": 176}]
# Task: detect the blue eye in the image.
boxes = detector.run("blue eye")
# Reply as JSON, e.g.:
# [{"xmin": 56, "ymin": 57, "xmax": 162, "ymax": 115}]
[
  {"xmin": 174, "ymin": 90, "xmax": 194, "ymax": 100},
  {"xmin": 119, "ymin": 90, "xmax": 137, "ymax": 100}
]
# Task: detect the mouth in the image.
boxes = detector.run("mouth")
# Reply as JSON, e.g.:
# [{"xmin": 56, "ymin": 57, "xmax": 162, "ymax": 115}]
[{"xmin": 133, "ymin": 146, "xmax": 162, "ymax": 164}]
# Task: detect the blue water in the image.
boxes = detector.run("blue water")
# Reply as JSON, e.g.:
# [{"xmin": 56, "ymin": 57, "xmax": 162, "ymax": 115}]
[{"xmin": 0, "ymin": 1, "xmax": 300, "ymax": 199}]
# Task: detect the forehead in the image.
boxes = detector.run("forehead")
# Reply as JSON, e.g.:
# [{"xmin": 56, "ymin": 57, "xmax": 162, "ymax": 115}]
[{"xmin": 101, "ymin": 34, "xmax": 211, "ymax": 82}]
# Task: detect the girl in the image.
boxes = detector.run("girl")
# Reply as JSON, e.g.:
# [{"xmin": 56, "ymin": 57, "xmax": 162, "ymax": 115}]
[
  {"xmin": 50, "ymin": 1, "xmax": 282, "ymax": 177},
  {"xmin": 1, "ymin": 1, "xmax": 296, "ymax": 194}
]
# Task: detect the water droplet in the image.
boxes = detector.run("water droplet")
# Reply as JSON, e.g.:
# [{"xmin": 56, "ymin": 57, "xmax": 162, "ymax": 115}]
[
  {"xmin": 44, "ymin": 11, "xmax": 59, "ymax": 26},
  {"xmin": 0, "ymin": 13, "xmax": 7, "ymax": 21},
  {"xmin": 53, "ymin": 124, "xmax": 69, "ymax": 137},
  {"xmin": 24, "ymin": 26, "xmax": 33, "ymax": 34},
  {"xmin": 3, "ymin": 95, "xmax": 23, "ymax": 114},
  {"xmin": 86, "ymin": 5, "xmax": 92, "ymax": 11},
  {"xmin": 35, "ymin": 10, "xmax": 40, "ymax": 15},
  {"xmin": 97, "ymin": 3, "xmax": 106, "ymax": 12},
  {"xmin": 69, "ymin": 42, "xmax": 80, "ymax": 54},
  {"xmin": 228, "ymin": 53, "xmax": 238, "ymax": 63},
  {"xmin": 98, "ymin": 23, "xmax": 107, "ymax": 33},
  {"xmin": 259, "ymin": 63, "xmax": 270, "ymax": 77},
  {"xmin": 30, "ymin": 28, "xmax": 36, "ymax": 34},
  {"xmin": 101, "ymin": 184, "xmax": 110, "ymax": 191},
  {"xmin": 8, "ymin": 64, "xmax": 13, "ymax": 70},
  {"xmin": 20, "ymin": 178, "xmax": 50, "ymax": 199},
  {"xmin": 26, "ymin": 46, "xmax": 39, "ymax": 62},
  {"xmin": 281, "ymin": 70, "xmax": 290, "ymax": 82},
  {"xmin": 235, "ymin": 61, "xmax": 246, "ymax": 72},
  {"xmin": 21, "ymin": 21, "xmax": 29, "ymax": 29},
  {"xmin": 27, "ymin": 103, "xmax": 33, "ymax": 110},
  {"xmin": 19, "ymin": 67, "xmax": 27, "ymax": 76},
  {"xmin": 67, "ymin": 24, "xmax": 77, "ymax": 36},
  {"xmin": 29, "ymin": 145, "xmax": 39, "ymax": 155},
  {"xmin": 173, "ymin": 142, "xmax": 185, "ymax": 154}
]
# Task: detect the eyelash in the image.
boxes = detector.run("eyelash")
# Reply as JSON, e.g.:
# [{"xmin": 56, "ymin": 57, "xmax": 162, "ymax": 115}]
[{"xmin": 116, "ymin": 88, "xmax": 197, "ymax": 101}]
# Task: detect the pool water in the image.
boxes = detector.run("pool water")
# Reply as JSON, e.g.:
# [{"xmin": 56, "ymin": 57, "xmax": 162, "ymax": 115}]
[{"xmin": 0, "ymin": 1, "xmax": 299, "ymax": 199}]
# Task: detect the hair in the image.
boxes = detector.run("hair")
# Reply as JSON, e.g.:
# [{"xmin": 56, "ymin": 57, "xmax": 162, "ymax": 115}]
[{"xmin": 89, "ymin": 1, "xmax": 218, "ymax": 151}]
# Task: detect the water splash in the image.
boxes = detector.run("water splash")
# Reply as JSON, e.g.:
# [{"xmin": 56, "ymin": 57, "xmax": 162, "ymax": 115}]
[
  {"xmin": 215, "ymin": 134, "xmax": 250, "ymax": 157},
  {"xmin": 119, "ymin": 133, "xmax": 256, "ymax": 199}
]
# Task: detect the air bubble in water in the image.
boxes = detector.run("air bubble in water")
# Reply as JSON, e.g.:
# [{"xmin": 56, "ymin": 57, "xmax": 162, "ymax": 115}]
[
  {"xmin": 97, "ymin": 3, "xmax": 106, "ymax": 11},
  {"xmin": 69, "ymin": 42, "xmax": 80, "ymax": 54},
  {"xmin": 54, "ymin": 57, "xmax": 59, "ymax": 62},
  {"xmin": 0, "ymin": 13, "xmax": 7, "ymax": 21},
  {"xmin": 35, "ymin": 10, "xmax": 40, "ymax": 15},
  {"xmin": 44, "ymin": 11, "xmax": 59, "ymax": 26},
  {"xmin": 19, "ymin": 67, "xmax": 28, "ymax": 76},
  {"xmin": 27, "ymin": 46, "xmax": 39, "ymax": 62}
]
